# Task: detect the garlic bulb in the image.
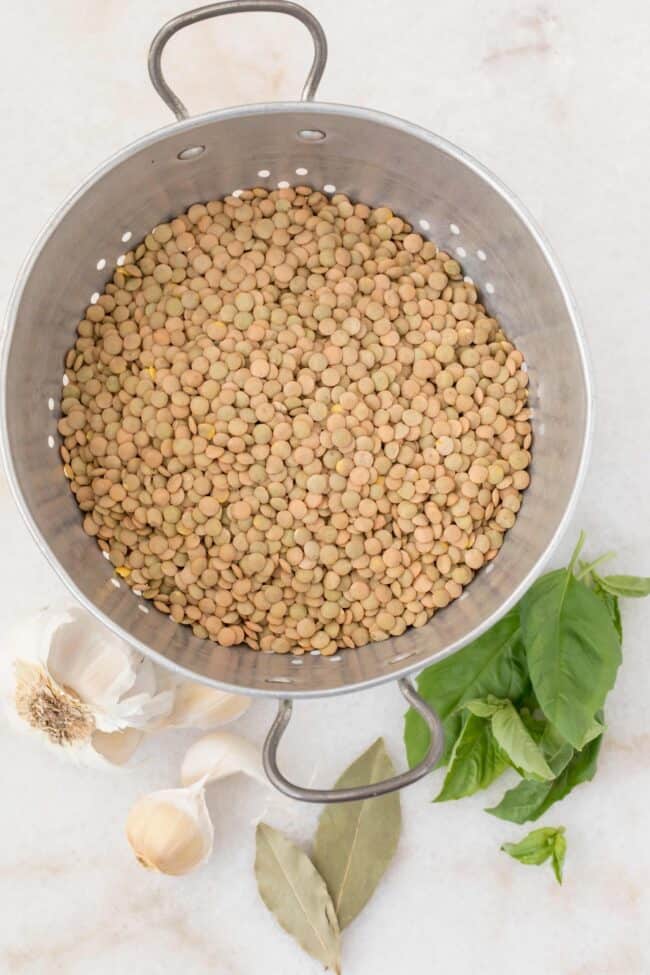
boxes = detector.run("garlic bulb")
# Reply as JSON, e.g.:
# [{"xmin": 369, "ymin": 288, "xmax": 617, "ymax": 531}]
[
  {"xmin": 181, "ymin": 731, "xmax": 266, "ymax": 787},
  {"xmin": 126, "ymin": 783, "xmax": 213, "ymax": 875},
  {"xmin": 0, "ymin": 606, "xmax": 174, "ymax": 766},
  {"xmin": 162, "ymin": 682, "xmax": 251, "ymax": 731}
]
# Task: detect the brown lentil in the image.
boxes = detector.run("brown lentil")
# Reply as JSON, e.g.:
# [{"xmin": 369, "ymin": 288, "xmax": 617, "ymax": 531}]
[{"xmin": 60, "ymin": 186, "xmax": 531, "ymax": 655}]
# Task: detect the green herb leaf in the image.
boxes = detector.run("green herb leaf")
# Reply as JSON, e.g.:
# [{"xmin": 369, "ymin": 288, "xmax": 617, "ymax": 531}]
[
  {"xmin": 405, "ymin": 609, "xmax": 527, "ymax": 768},
  {"xmin": 521, "ymin": 569, "xmax": 621, "ymax": 747},
  {"xmin": 490, "ymin": 701, "xmax": 555, "ymax": 781},
  {"xmin": 255, "ymin": 823, "xmax": 341, "ymax": 973},
  {"xmin": 552, "ymin": 830, "xmax": 567, "ymax": 884},
  {"xmin": 538, "ymin": 722, "xmax": 574, "ymax": 776},
  {"xmin": 460, "ymin": 696, "xmax": 504, "ymax": 718},
  {"xmin": 592, "ymin": 577, "xmax": 623, "ymax": 641},
  {"xmin": 595, "ymin": 574, "xmax": 650, "ymax": 598},
  {"xmin": 312, "ymin": 739, "xmax": 401, "ymax": 930},
  {"xmin": 501, "ymin": 826, "xmax": 566, "ymax": 884},
  {"xmin": 487, "ymin": 732, "xmax": 602, "ymax": 823},
  {"xmin": 435, "ymin": 713, "xmax": 507, "ymax": 802},
  {"xmin": 577, "ymin": 715, "xmax": 605, "ymax": 749},
  {"xmin": 501, "ymin": 826, "xmax": 560, "ymax": 864},
  {"xmin": 459, "ymin": 697, "xmax": 555, "ymax": 780}
]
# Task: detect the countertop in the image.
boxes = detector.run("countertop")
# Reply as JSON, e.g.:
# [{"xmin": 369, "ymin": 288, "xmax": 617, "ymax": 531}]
[{"xmin": 1, "ymin": 1, "xmax": 649, "ymax": 972}]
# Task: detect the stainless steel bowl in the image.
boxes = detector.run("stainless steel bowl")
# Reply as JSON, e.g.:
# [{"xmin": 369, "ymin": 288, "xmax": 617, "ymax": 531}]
[{"xmin": 0, "ymin": 1, "xmax": 592, "ymax": 801}]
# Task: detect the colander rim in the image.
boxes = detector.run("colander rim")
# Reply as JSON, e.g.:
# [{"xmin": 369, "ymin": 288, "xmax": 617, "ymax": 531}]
[{"xmin": 0, "ymin": 100, "xmax": 594, "ymax": 698}]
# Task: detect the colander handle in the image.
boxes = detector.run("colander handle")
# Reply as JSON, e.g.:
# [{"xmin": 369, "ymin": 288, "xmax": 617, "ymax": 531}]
[
  {"xmin": 148, "ymin": 0, "xmax": 328, "ymax": 121},
  {"xmin": 262, "ymin": 678, "xmax": 444, "ymax": 803}
]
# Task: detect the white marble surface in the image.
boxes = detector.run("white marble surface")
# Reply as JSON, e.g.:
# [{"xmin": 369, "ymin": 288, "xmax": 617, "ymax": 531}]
[{"xmin": 1, "ymin": 1, "xmax": 650, "ymax": 972}]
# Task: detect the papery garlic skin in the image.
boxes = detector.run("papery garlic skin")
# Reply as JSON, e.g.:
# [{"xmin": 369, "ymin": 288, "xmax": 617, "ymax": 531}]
[
  {"xmin": 126, "ymin": 784, "xmax": 213, "ymax": 876},
  {"xmin": 0, "ymin": 606, "xmax": 174, "ymax": 766},
  {"xmin": 162, "ymin": 682, "xmax": 252, "ymax": 731},
  {"xmin": 181, "ymin": 731, "xmax": 267, "ymax": 788}
]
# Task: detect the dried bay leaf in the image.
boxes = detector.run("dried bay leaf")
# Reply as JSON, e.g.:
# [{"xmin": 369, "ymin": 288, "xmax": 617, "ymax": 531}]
[
  {"xmin": 313, "ymin": 738, "xmax": 401, "ymax": 929},
  {"xmin": 255, "ymin": 823, "xmax": 341, "ymax": 973}
]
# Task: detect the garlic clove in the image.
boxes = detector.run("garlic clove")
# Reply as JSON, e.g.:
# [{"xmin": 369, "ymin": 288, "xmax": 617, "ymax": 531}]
[
  {"xmin": 164, "ymin": 682, "xmax": 252, "ymax": 731},
  {"xmin": 91, "ymin": 727, "xmax": 143, "ymax": 766},
  {"xmin": 126, "ymin": 784, "xmax": 213, "ymax": 876},
  {"xmin": 181, "ymin": 731, "xmax": 266, "ymax": 788},
  {"xmin": 47, "ymin": 609, "xmax": 136, "ymax": 711}
]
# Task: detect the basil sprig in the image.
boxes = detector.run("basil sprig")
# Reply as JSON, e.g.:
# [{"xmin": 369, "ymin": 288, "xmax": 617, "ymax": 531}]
[{"xmin": 404, "ymin": 535, "xmax": 648, "ymax": 881}]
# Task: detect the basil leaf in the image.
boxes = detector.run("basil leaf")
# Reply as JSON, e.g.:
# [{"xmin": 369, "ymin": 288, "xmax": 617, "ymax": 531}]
[
  {"xmin": 460, "ymin": 696, "xmax": 504, "ymax": 718},
  {"xmin": 592, "ymin": 577, "xmax": 622, "ymax": 641},
  {"xmin": 490, "ymin": 701, "xmax": 555, "ymax": 781},
  {"xmin": 552, "ymin": 830, "xmax": 567, "ymax": 884},
  {"xmin": 501, "ymin": 827, "xmax": 566, "ymax": 884},
  {"xmin": 501, "ymin": 826, "xmax": 560, "ymax": 864},
  {"xmin": 538, "ymin": 723, "xmax": 574, "ymax": 776},
  {"xmin": 460, "ymin": 697, "xmax": 555, "ymax": 780},
  {"xmin": 577, "ymin": 715, "xmax": 605, "ymax": 749},
  {"xmin": 596, "ymin": 574, "xmax": 650, "ymax": 598},
  {"xmin": 521, "ymin": 570, "xmax": 621, "ymax": 748},
  {"xmin": 434, "ymin": 713, "xmax": 507, "ymax": 802},
  {"xmin": 405, "ymin": 609, "xmax": 527, "ymax": 768},
  {"xmin": 487, "ymin": 732, "xmax": 602, "ymax": 823},
  {"xmin": 519, "ymin": 707, "xmax": 547, "ymax": 740}
]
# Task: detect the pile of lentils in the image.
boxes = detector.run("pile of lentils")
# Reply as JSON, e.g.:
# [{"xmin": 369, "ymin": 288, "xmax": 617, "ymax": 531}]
[{"xmin": 59, "ymin": 186, "xmax": 531, "ymax": 656}]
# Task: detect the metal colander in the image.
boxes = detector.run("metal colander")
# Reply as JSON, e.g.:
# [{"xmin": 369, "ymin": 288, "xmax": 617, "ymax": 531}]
[{"xmin": 0, "ymin": 0, "xmax": 592, "ymax": 802}]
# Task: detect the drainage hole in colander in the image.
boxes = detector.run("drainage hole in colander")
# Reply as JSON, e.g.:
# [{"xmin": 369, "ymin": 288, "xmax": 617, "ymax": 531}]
[
  {"xmin": 477, "ymin": 249, "xmax": 487, "ymax": 261},
  {"xmin": 121, "ymin": 231, "xmax": 132, "ymax": 243},
  {"xmin": 90, "ymin": 291, "xmax": 100, "ymax": 304},
  {"xmin": 110, "ymin": 578, "xmax": 120, "ymax": 589},
  {"xmin": 456, "ymin": 246, "xmax": 467, "ymax": 258},
  {"xmin": 265, "ymin": 676, "xmax": 295, "ymax": 685},
  {"xmin": 291, "ymin": 659, "xmax": 304, "ymax": 666},
  {"xmin": 323, "ymin": 183, "xmax": 336, "ymax": 194},
  {"xmin": 485, "ymin": 281, "xmax": 495, "ymax": 294},
  {"xmin": 297, "ymin": 129, "xmax": 326, "ymax": 142},
  {"xmin": 419, "ymin": 219, "xmax": 430, "ymax": 231},
  {"xmin": 450, "ymin": 223, "xmax": 460, "ymax": 235},
  {"xmin": 310, "ymin": 649, "xmax": 321, "ymax": 656},
  {"xmin": 389, "ymin": 650, "xmax": 415, "ymax": 664},
  {"xmin": 138, "ymin": 604, "xmax": 149, "ymax": 614},
  {"xmin": 257, "ymin": 168, "xmax": 271, "ymax": 178},
  {"xmin": 47, "ymin": 435, "xmax": 55, "ymax": 448},
  {"xmin": 177, "ymin": 145, "xmax": 206, "ymax": 160},
  {"xmin": 464, "ymin": 275, "xmax": 474, "ymax": 285},
  {"xmin": 232, "ymin": 189, "xmax": 243, "ymax": 197},
  {"xmin": 295, "ymin": 167, "xmax": 308, "ymax": 176},
  {"xmin": 277, "ymin": 180, "xmax": 290, "ymax": 189},
  {"xmin": 116, "ymin": 255, "xmax": 125, "ymax": 267},
  {"xmin": 48, "ymin": 397, "xmax": 54, "ymax": 411},
  {"xmin": 96, "ymin": 258, "xmax": 106, "ymax": 271},
  {"xmin": 62, "ymin": 374, "xmax": 69, "ymax": 386},
  {"xmin": 327, "ymin": 655, "xmax": 342, "ymax": 662}
]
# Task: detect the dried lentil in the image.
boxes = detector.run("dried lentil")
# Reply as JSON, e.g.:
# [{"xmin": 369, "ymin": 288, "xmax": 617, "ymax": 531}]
[{"xmin": 60, "ymin": 186, "xmax": 531, "ymax": 655}]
